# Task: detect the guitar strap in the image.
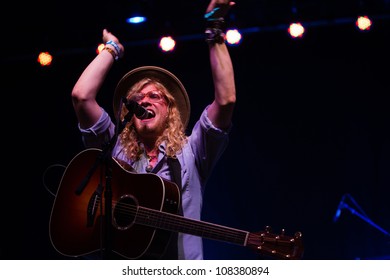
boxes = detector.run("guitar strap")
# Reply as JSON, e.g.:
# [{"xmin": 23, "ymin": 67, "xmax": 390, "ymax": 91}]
[
  {"xmin": 159, "ymin": 156, "xmax": 183, "ymax": 259},
  {"xmin": 168, "ymin": 157, "xmax": 182, "ymax": 191}
]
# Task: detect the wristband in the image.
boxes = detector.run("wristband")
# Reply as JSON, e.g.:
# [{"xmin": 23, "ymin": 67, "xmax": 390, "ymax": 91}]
[
  {"xmin": 204, "ymin": 6, "xmax": 230, "ymax": 21},
  {"xmin": 105, "ymin": 40, "xmax": 121, "ymax": 57},
  {"xmin": 102, "ymin": 47, "xmax": 118, "ymax": 61},
  {"xmin": 205, "ymin": 28, "xmax": 225, "ymax": 44}
]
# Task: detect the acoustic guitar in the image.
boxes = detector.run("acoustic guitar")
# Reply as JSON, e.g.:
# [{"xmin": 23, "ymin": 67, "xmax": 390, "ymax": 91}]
[{"xmin": 49, "ymin": 148, "xmax": 304, "ymax": 260}]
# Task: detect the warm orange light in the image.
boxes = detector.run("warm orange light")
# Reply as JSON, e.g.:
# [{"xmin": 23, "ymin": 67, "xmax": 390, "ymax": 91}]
[
  {"xmin": 97, "ymin": 43, "xmax": 105, "ymax": 54},
  {"xmin": 37, "ymin": 52, "xmax": 53, "ymax": 66}
]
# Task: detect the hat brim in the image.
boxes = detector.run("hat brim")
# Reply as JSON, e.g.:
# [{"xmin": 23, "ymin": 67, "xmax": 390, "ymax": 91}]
[{"xmin": 113, "ymin": 66, "xmax": 190, "ymax": 128}]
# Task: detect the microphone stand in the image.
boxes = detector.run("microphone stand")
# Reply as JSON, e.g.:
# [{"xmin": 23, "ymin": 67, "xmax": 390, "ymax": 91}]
[
  {"xmin": 340, "ymin": 195, "xmax": 390, "ymax": 238},
  {"xmin": 75, "ymin": 100, "xmax": 134, "ymax": 259}
]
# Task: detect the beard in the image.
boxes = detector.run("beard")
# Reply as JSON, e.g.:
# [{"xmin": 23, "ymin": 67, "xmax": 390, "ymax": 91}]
[{"xmin": 135, "ymin": 118, "xmax": 166, "ymax": 139}]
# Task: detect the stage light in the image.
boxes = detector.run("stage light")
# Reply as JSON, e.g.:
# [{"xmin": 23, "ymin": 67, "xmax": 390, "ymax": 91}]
[
  {"xmin": 96, "ymin": 43, "xmax": 105, "ymax": 54},
  {"xmin": 125, "ymin": 1, "xmax": 148, "ymax": 25},
  {"xmin": 287, "ymin": 1, "xmax": 305, "ymax": 39},
  {"xmin": 225, "ymin": 28, "xmax": 242, "ymax": 45},
  {"xmin": 127, "ymin": 16, "xmax": 147, "ymax": 24},
  {"xmin": 159, "ymin": 36, "xmax": 176, "ymax": 52},
  {"xmin": 356, "ymin": 15, "xmax": 372, "ymax": 31},
  {"xmin": 288, "ymin": 22, "xmax": 305, "ymax": 38},
  {"xmin": 37, "ymin": 51, "xmax": 53, "ymax": 66}
]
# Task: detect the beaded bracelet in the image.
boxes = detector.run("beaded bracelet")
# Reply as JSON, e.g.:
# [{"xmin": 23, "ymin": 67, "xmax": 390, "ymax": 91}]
[
  {"xmin": 102, "ymin": 46, "xmax": 118, "ymax": 61},
  {"xmin": 105, "ymin": 40, "xmax": 121, "ymax": 57}
]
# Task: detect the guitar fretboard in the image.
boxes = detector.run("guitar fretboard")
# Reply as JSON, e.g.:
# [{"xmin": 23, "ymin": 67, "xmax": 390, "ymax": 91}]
[{"xmin": 135, "ymin": 206, "xmax": 249, "ymax": 246}]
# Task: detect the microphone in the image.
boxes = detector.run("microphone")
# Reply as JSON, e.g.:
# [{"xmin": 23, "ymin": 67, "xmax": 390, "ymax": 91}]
[
  {"xmin": 333, "ymin": 194, "xmax": 346, "ymax": 223},
  {"xmin": 122, "ymin": 98, "xmax": 155, "ymax": 120}
]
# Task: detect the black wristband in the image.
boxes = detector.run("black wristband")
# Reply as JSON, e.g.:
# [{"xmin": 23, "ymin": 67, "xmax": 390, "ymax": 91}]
[
  {"xmin": 205, "ymin": 28, "xmax": 225, "ymax": 44},
  {"xmin": 205, "ymin": 18, "xmax": 225, "ymax": 30},
  {"xmin": 205, "ymin": 18, "xmax": 225, "ymax": 44}
]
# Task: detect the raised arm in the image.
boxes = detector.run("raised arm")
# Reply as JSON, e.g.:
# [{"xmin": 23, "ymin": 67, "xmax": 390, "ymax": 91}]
[
  {"xmin": 205, "ymin": 0, "xmax": 236, "ymax": 130},
  {"xmin": 71, "ymin": 29, "xmax": 124, "ymax": 129}
]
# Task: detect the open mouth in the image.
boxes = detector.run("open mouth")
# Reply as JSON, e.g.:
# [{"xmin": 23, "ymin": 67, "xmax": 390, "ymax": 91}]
[{"xmin": 146, "ymin": 110, "xmax": 155, "ymax": 119}]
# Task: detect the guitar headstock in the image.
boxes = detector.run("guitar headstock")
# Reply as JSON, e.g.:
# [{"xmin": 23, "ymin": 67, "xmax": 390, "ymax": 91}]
[{"xmin": 247, "ymin": 226, "xmax": 304, "ymax": 260}]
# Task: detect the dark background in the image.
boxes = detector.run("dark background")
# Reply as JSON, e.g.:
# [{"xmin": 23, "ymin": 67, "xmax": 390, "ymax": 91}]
[{"xmin": 2, "ymin": 0, "xmax": 390, "ymax": 260}]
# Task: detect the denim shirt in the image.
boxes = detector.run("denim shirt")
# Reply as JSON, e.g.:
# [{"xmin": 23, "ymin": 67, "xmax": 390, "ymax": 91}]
[{"xmin": 79, "ymin": 106, "xmax": 231, "ymax": 259}]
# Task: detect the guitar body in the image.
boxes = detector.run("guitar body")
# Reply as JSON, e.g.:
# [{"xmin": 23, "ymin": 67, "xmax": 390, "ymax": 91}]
[
  {"xmin": 50, "ymin": 149, "xmax": 304, "ymax": 260},
  {"xmin": 49, "ymin": 148, "xmax": 180, "ymax": 259}
]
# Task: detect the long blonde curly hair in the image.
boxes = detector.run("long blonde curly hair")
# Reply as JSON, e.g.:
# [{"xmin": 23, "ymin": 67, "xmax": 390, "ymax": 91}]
[{"xmin": 118, "ymin": 78, "xmax": 188, "ymax": 161}]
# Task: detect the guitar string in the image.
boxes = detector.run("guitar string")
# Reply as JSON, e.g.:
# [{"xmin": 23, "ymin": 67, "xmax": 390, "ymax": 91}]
[
  {"xmin": 120, "ymin": 202, "xmax": 295, "ymax": 246},
  {"xmin": 92, "ymin": 196, "xmax": 296, "ymax": 249},
  {"xmin": 118, "ymin": 202, "xmax": 299, "ymax": 259},
  {"xmin": 135, "ymin": 206, "xmax": 247, "ymax": 243},
  {"xmin": 75, "ymin": 195, "xmax": 298, "ymax": 259},
  {"xmin": 93, "ymin": 196, "xmax": 250, "ymax": 243}
]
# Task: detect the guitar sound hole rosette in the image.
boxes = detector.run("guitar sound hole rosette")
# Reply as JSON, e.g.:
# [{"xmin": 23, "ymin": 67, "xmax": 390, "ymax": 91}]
[{"xmin": 113, "ymin": 194, "xmax": 138, "ymax": 230}]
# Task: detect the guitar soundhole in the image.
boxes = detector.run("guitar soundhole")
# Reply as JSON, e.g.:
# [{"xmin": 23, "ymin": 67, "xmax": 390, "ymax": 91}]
[{"xmin": 113, "ymin": 195, "xmax": 138, "ymax": 230}]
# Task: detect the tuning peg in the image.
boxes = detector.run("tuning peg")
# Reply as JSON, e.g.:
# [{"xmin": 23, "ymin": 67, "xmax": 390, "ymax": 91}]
[
  {"xmin": 294, "ymin": 232, "xmax": 303, "ymax": 239},
  {"xmin": 292, "ymin": 231, "xmax": 303, "ymax": 243}
]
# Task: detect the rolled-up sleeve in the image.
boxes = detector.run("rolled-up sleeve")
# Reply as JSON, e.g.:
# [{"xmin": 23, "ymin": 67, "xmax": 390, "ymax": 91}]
[
  {"xmin": 189, "ymin": 106, "xmax": 232, "ymax": 185},
  {"xmin": 78, "ymin": 108, "xmax": 116, "ymax": 148}
]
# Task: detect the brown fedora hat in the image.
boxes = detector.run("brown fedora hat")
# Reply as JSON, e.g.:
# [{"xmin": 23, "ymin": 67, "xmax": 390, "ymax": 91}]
[{"xmin": 113, "ymin": 66, "xmax": 191, "ymax": 128}]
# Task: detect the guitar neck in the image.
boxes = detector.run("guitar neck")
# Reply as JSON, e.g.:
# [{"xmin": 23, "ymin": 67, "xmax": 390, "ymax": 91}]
[{"xmin": 135, "ymin": 206, "xmax": 249, "ymax": 246}]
